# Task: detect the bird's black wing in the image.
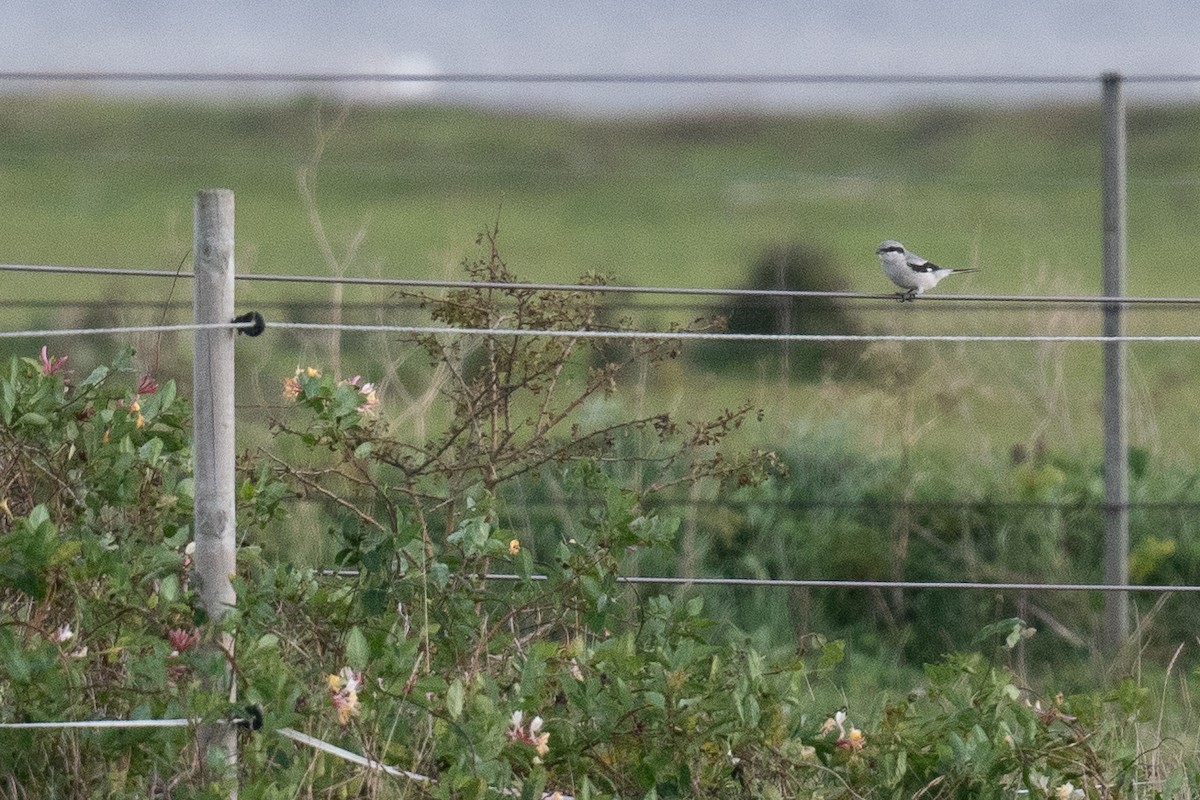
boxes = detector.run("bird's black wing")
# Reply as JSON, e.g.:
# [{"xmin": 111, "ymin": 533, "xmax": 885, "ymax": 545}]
[{"xmin": 907, "ymin": 259, "xmax": 941, "ymax": 273}]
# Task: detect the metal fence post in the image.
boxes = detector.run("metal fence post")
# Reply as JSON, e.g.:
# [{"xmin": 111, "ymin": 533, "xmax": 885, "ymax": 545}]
[
  {"xmin": 192, "ymin": 189, "xmax": 238, "ymax": 795},
  {"xmin": 1100, "ymin": 73, "xmax": 1129, "ymax": 656}
]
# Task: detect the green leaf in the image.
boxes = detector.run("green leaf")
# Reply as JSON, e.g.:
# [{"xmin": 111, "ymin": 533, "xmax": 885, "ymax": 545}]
[
  {"xmin": 1162, "ymin": 768, "xmax": 1185, "ymax": 799},
  {"xmin": 345, "ymin": 626, "xmax": 369, "ymax": 669},
  {"xmin": 1, "ymin": 377, "xmax": 15, "ymax": 424},
  {"xmin": 158, "ymin": 573, "xmax": 180, "ymax": 603},
  {"xmin": 15, "ymin": 412, "xmax": 49, "ymax": 428},
  {"xmin": 256, "ymin": 633, "xmax": 280, "ymax": 651},
  {"xmin": 158, "ymin": 379, "xmax": 177, "ymax": 411},
  {"xmin": 138, "ymin": 437, "xmax": 164, "ymax": 464},
  {"xmin": 81, "ymin": 365, "xmax": 110, "ymax": 388},
  {"xmin": 818, "ymin": 639, "xmax": 846, "ymax": 670},
  {"xmin": 0, "ymin": 628, "xmax": 31, "ymax": 683},
  {"xmin": 446, "ymin": 678, "xmax": 465, "ymax": 720}
]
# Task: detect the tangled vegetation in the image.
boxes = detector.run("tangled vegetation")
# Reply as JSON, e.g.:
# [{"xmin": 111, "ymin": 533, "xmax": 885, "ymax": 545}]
[{"xmin": 0, "ymin": 236, "xmax": 1194, "ymax": 798}]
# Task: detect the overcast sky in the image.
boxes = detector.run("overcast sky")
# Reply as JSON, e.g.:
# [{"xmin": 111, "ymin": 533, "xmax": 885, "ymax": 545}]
[{"xmin": 5, "ymin": 1, "xmax": 1200, "ymax": 111}]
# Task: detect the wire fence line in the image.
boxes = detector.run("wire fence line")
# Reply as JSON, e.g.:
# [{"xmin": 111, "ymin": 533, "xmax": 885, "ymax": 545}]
[
  {"xmin": 1, "ymin": 296, "xmax": 1117, "ymax": 315},
  {"xmin": 8, "ymin": 318, "xmax": 1200, "ymax": 343},
  {"xmin": 329, "ymin": 493, "xmax": 1200, "ymax": 513},
  {"xmin": 8, "ymin": 318, "xmax": 1200, "ymax": 344},
  {"xmin": 4, "ymin": 70, "xmax": 1200, "ymax": 85},
  {"xmin": 267, "ymin": 321, "xmax": 1200, "ymax": 344},
  {"xmin": 7, "ymin": 262, "xmax": 1200, "ymax": 307},
  {"xmin": 318, "ymin": 570, "xmax": 1200, "ymax": 594},
  {"xmin": 0, "ymin": 321, "xmax": 254, "ymax": 339}
]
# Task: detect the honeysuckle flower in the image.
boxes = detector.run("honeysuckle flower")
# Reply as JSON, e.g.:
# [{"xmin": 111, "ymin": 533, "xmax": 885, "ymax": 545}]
[
  {"xmin": 136, "ymin": 374, "xmax": 158, "ymax": 395},
  {"xmin": 356, "ymin": 387, "xmax": 380, "ymax": 416},
  {"xmin": 0, "ymin": 497, "xmax": 11, "ymax": 522},
  {"xmin": 329, "ymin": 667, "xmax": 363, "ymax": 725},
  {"xmin": 1056, "ymin": 782, "xmax": 1084, "ymax": 799},
  {"xmin": 282, "ymin": 376, "xmax": 302, "ymax": 399},
  {"xmin": 167, "ymin": 627, "xmax": 200, "ymax": 656},
  {"xmin": 836, "ymin": 728, "xmax": 866, "ymax": 751},
  {"xmin": 332, "ymin": 692, "xmax": 359, "ymax": 725},
  {"xmin": 129, "ymin": 399, "xmax": 145, "ymax": 428},
  {"xmin": 339, "ymin": 374, "xmax": 381, "ymax": 416},
  {"xmin": 339, "ymin": 666, "xmax": 361, "ymax": 694},
  {"xmin": 824, "ymin": 709, "xmax": 865, "ymax": 752},
  {"xmin": 508, "ymin": 539, "xmax": 521, "ymax": 555},
  {"xmin": 530, "ymin": 717, "xmax": 550, "ymax": 755},
  {"xmin": 39, "ymin": 345, "xmax": 67, "ymax": 376},
  {"xmin": 305, "ymin": 367, "xmax": 320, "ymax": 378},
  {"xmin": 51, "ymin": 624, "xmax": 74, "ymax": 643},
  {"xmin": 821, "ymin": 709, "xmax": 847, "ymax": 737},
  {"xmin": 506, "ymin": 710, "xmax": 550, "ymax": 755}
]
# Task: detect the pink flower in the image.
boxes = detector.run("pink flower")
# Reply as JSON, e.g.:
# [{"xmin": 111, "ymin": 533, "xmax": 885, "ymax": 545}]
[
  {"xmin": 167, "ymin": 627, "xmax": 201, "ymax": 656},
  {"xmin": 506, "ymin": 710, "xmax": 550, "ymax": 756},
  {"xmin": 336, "ymin": 375, "xmax": 381, "ymax": 416},
  {"xmin": 39, "ymin": 346, "xmax": 68, "ymax": 376},
  {"xmin": 136, "ymin": 374, "xmax": 158, "ymax": 395}
]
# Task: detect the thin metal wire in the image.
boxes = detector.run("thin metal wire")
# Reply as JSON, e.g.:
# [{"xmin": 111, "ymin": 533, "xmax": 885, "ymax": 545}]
[
  {"xmin": 327, "ymin": 490, "xmax": 1200, "ymax": 512},
  {"xmin": 322, "ymin": 570, "xmax": 1196, "ymax": 593},
  {"xmin": 277, "ymin": 727, "xmax": 434, "ymax": 784},
  {"xmin": 2, "ymin": 70, "xmax": 1200, "ymax": 85},
  {"xmin": 0, "ymin": 71, "xmax": 1123, "ymax": 84},
  {"xmin": 0, "ymin": 718, "xmax": 193, "ymax": 729},
  {"xmin": 7, "ymin": 263, "xmax": 1200, "ymax": 306},
  {"xmin": 268, "ymin": 320, "xmax": 1200, "ymax": 344},
  {"xmin": 0, "ymin": 321, "xmax": 252, "ymax": 339},
  {"xmin": 17, "ymin": 319, "xmax": 1199, "ymax": 344}
]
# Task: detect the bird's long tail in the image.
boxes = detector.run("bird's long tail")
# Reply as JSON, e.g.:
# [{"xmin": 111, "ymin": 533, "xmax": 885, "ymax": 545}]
[{"xmin": 951, "ymin": 268, "xmax": 979, "ymax": 274}]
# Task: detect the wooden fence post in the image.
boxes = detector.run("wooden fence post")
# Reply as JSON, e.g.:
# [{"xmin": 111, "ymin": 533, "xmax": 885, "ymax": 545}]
[{"xmin": 192, "ymin": 188, "xmax": 238, "ymax": 795}]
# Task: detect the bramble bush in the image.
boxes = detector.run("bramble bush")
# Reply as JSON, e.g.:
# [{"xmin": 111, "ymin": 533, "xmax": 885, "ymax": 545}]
[{"xmin": 0, "ymin": 233, "xmax": 1192, "ymax": 798}]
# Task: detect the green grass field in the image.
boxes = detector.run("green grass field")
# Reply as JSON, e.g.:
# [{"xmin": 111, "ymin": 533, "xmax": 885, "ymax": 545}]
[{"xmin": 3, "ymin": 94, "xmax": 1200, "ymax": 472}]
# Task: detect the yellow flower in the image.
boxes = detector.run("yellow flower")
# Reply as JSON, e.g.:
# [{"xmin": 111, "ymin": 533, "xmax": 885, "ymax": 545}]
[
  {"xmin": 305, "ymin": 367, "xmax": 320, "ymax": 378},
  {"xmin": 327, "ymin": 673, "xmax": 344, "ymax": 692},
  {"xmin": 508, "ymin": 539, "xmax": 521, "ymax": 555},
  {"xmin": 0, "ymin": 497, "xmax": 11, "ymax": 522}
]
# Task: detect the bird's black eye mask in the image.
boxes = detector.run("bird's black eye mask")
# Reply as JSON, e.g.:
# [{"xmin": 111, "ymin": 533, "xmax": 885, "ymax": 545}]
[{"xmin": 877, "ymin": 246, "xmax": 904, "ymax": 254}]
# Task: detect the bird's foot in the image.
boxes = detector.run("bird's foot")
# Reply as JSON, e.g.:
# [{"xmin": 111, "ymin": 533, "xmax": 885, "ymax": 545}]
[{"xmin": 895, "ymin": 290, "xmax": 918, "ymax": 303}]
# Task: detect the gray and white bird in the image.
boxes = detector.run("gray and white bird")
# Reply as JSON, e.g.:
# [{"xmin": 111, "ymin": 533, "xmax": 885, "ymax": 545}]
[{"xmin": 876, "ymin": 240, "xmax": 977, "ymax": 300}]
